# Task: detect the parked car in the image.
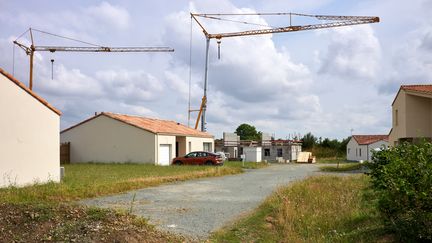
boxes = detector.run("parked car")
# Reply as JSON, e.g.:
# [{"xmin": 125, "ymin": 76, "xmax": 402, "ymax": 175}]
[
  {"xmin": 215, "ymin": 151, "xmax": 227, "ymax": 161},
  {"xmin": 172, "ymin": 151, "xmax": 224, "ymax": 166}
]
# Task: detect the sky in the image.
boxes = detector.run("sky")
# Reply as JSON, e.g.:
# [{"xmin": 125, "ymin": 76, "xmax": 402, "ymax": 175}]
[{"xmin": 1, "ymin": 0, "xmax": 431, "ymax": 140}]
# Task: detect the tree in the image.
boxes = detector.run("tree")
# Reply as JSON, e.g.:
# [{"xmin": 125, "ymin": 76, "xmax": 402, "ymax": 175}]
[
  {"xmin": 235, "ymin": 124, "xmax": 260, "ymax": 140},
  {"xmin": 302, "ymin": 132, "xmax": 317, "ymax": 149}
]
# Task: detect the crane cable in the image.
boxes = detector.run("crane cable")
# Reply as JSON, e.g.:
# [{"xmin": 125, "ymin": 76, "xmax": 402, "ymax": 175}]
[
  {"xmin": 188, "ymin": 15, "xmax": 193, "ymax": 127},
  {"xmin": 195, "ymin": 15, "xmax": 275, "ymax": 28}
]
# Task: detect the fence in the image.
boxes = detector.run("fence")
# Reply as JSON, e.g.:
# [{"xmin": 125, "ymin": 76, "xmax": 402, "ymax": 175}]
[{"xmin": 60, "ymin": 142, "xmax": 70, "ymax": 164}]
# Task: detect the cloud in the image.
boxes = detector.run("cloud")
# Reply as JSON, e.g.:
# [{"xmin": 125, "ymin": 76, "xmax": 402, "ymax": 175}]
[
  {"xmin": 318, "ymin": 25, "xmax": 381, "ymax": 80},
  {"xmin": 85, "ymin": 2, "xmax": 130, "ymax": 30}
]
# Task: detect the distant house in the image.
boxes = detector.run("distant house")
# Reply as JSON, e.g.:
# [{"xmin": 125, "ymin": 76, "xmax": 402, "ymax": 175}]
[
  {"xmin": 347, "ymin": 135, "xmax": 389, "ymax": 161},
  {"xmin": 0, "ymin": 68, "xmax": 61, "ymax": 188},
  {"xmin": 389, "ymin": 85, "xmax": 432, "ymax": 146},
  {"xmin": 60, "ymin": 112, "xmax": 214, "ymax": 165}
]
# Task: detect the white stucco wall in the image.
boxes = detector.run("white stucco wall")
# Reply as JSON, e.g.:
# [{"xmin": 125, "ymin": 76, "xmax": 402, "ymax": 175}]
[
  {"xmin": 185, "ymin": 136, "xmax": 214, "ymax": 153},
  {"xmin": 346, "ymin": 138, "xmax": 367, "ymax": 161},
  {"xmin": 61, "ymin": 115, "xmax": 156, "ymax": 163},
  {"xmin": 156, "ymin": 134, "xmax": 176, "ymax": 165},
  {"xmin": 0, "ymin": 75, "xmax": 60, "ymax": 188}
]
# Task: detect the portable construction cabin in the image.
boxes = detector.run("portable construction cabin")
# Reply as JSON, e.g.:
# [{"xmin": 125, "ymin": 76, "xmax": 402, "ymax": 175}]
[
  {"xmin": 0, "ymin": 68, "xmax": 61, "ymax": 187},
  {"xmin": 60, "ymin": 112, "xmax": 214, "ymax": 165}
]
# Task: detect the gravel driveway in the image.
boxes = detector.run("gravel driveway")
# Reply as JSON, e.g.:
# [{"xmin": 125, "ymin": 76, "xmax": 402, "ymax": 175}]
[{"xmin": 81, "ymin": 164, "xmax": 319, "ymax": 239}]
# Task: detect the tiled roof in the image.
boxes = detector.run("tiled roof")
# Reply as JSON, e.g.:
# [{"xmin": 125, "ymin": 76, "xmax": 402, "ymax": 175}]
[
  {"xmin": 352, "ymin": 135, "xmax": 388, "ymax": 145},
  {"xmin": 401, "ymin": 84, "xmax": 432, "ymax": 94},
  {"xmin": 62, "ymin": 112, "xmax": 213, "ymax": 138},
  {"xmin": 0, "ymin": 68, "xmax": 61, "ymax": 115},
  {"xmin": 392, "ymin": 84, "xmax": 432, "ymax": 106}
]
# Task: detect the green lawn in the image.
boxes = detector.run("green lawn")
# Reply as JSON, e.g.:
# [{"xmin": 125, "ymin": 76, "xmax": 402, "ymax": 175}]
[
  {"xmin": 320, "ymin": 162, "xmax": 364, "ymax": 172},
  {"xmin": 0, "ymin": 162, "xmax": 264, "ymax": 204},
  {"xmin": 211, "ymin": 175, "xmax": 388, "ymax": 242}
]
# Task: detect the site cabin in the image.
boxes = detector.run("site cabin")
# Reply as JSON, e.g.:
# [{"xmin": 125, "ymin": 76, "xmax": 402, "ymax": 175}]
[
  {"xmin": 346, "ymin": 135, "xmax": 389, "ymax": 162},
  {"xmin": 60, "ymin": 112, "xmax": 214, "ymax": 165},
  {"xmin": 0, "ymin": 68, "xmax": 61, "ymax": 188},
  {"xmin": 389, "ymin": 85, "xmax": 432, "ymax": 146}
]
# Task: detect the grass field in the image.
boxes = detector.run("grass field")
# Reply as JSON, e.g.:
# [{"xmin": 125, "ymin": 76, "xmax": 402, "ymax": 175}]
[
  {"xmin": 0, "ymin": 162, "xmax": 265, "ymax": 204},
  {"xmin": 212, "ymin": 175, "xmax": 388, "ymax": 242},
  {"xmin": 320, "ymin": 162, "xmax": 364, "ymax": 172},
  {"xmin": 0, "ymin": 162, "xmax": 266, "ymax": 241}
]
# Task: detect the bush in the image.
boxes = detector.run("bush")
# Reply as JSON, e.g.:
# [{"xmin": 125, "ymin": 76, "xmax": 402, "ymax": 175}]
[{"xmin": 368, "ymin": 142, "xmax": 432, "ymax": 241}]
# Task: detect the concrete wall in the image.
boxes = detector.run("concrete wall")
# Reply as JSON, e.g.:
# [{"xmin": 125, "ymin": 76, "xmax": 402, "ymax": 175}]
[
  {"xmin": 244, "ymin": 147, "xmax": 262, "ymax": 162},
  {"xmin": 61, "ymin": 115, "xmax": 156, "ymax": 163},
  {"xmin": 0, "ymin": 75, "xmax": 60, "ymax": 187},
  {"xmin": 261, "ymin": 144, "xmax": 299, "ymax": 161}
]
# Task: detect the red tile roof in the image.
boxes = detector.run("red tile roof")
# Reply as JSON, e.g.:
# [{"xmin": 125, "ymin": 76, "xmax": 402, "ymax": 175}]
[
  {"xmin": 392, "ymin": 84, "xmax": 432, "ymax": 106},
  {"xmin": 401, "ymin": 84, "xmax": 432, "ymax": 94},
  {"xmin": 0, "ymin": 68, "xmax": 61, "ymax": 115},
  {"xmin": 62, "ymin": 112, "xmax": 213, "ymax": 138},
  {"xmin": 352, "ymin": 135, "xmax": 388, "ymax": 145}
]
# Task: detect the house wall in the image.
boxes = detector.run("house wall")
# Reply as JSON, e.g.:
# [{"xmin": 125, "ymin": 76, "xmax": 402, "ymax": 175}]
[
  {"xmin": 346, "ymin": 138, "xmax": 368, "ymax": 161},
  {"xmin": 262, "ymin": 145, "xmax": 297, "ymax": 161},
  {"xmin": 185, "ymin": 136, "xmax": 214, "ymax": 153},
  {"xmin": 389, "ymin": 90, "xmax": 407, "ymax": 146},
  {"xmin": 156, "ymin": 135, "xmax": 176, "ymax": 165},
  {"xmin": 405, "ymin": 94, "xmax": 432, "ymax": 138},
  {"xmin": 61, "ymin": 115, "xmax": 156, "ymax": 163},
  {"xmin": 0, "ymin": 75, "xmax": 60, "ymax": 187}
]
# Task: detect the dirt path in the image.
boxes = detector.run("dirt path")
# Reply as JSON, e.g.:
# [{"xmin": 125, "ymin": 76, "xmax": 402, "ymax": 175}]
[{"xmin": 81, "ymin": 164, "xmax": 319, "ymax": 239}]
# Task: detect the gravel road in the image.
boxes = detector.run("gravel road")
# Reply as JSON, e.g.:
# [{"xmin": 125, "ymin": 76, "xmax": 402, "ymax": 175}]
[{"xmin": 81, "ymin": 164, "xmax": 320, "ymax": 239}]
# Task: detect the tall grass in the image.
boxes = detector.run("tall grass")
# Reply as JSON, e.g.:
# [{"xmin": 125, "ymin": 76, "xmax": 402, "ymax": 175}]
[
  {"xmin": 0, "ymin": 163, "xmax": 245, "ymax": 204},
  {"xmin": 212, "ymin": 175, "xmax": 386, "ymax": 242}
]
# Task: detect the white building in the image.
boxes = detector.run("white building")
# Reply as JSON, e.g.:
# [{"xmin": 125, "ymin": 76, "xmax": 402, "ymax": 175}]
[
  {"xmin": 0, "ymin": 68, "xmax": 61, "ymax": 188},
  {"xmin": 60, "ymin": 112, "xmax": 214, "ymax": 165},
  {"xmin": 347, "ymin": 135, "xmax": 389, "ymax": 161}
]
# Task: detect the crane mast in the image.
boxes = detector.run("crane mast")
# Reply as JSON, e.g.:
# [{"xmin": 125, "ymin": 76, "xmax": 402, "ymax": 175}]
[
  {"xmin": 13, "ymin": 28, "xmax": 174, "ymax": 90},
  {"xmin": 190, "ymin": 12, "xmax": 379, "ymax": 132}
]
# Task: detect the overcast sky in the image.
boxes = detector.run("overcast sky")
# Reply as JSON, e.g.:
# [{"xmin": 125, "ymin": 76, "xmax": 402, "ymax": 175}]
[{"xmin": 1, "ymin": 0, "xmax": 431, "ymax": 139}]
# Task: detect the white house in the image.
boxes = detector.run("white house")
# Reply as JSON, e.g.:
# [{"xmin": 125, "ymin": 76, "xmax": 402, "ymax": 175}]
[
  {"xmin": 60, "ymin": 112, "xmax": 214, "ymax": 165},
  {"xmin": 347, "ymin": 135, "xmax": 389, "ymax": 161},
  {"xmin": 0, "ymin": 68, "xmax": 61, "ymax": 188}
]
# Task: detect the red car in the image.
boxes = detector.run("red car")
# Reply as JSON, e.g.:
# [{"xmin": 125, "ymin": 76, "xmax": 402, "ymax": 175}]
[{"xmin": 172, "ymin": 151, "xmax": 224, "ymax": 166}]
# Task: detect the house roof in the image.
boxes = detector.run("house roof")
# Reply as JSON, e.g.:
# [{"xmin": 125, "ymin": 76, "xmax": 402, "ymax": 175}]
[
  {"xmin": 392, "ymin": 84, "xmax": 432, "ymax": 106},
  {"xmin": 352, "ymin": 135, "xmax": 389, "ymax": 145},
  {"xmin": 62, "ymin": 112, "xmax": 213, "ymax": 138},
  {"xmin": 0, "ymin": 68, "xmax": 61, "ymax": 115}
]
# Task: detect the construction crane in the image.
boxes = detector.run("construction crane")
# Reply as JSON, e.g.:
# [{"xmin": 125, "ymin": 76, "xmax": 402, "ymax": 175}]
[
  {"xmin": 189, "ymin": 12, "xmax": 380, "ymax": 132},
  {"xmin": 13, "ymin": 28, "xmax": 174, "ymax": 90}
]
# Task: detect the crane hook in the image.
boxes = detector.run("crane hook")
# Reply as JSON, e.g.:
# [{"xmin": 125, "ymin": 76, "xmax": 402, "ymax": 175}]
[
  {"xmin": 50, "ymin": 59, "xmax": 54, "ymax": 80},
  {"xmin": 217, "ymin": 39, "xmax": 221, "ymax": 60}
]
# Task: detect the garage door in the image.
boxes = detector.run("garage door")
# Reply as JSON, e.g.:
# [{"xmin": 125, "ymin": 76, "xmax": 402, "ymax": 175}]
[{"xmin": 159, "ymin": 144, "xmax": 171, "ymax": 166}]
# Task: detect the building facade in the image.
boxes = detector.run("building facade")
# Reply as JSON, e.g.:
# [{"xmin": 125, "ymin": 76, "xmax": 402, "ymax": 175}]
[
  {"xmin": 0, "ymin": 68, "xmax": 61, "ymax": 187},
  {"xmin": 389, "ymin": 85, "xmax": 432, "ymax": 146},
  {"xmin": 60, "ymin": 112, "xmax": 214, "ymax": 165},
  {"xmin": 347, "ymin": 135, "xmax": 389, "ymax": 161}
]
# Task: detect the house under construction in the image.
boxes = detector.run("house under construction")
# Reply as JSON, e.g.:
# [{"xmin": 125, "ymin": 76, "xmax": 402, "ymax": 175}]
[{"xmin": 215, "ymin": 132, "xmax": 302, "ymax": 162}]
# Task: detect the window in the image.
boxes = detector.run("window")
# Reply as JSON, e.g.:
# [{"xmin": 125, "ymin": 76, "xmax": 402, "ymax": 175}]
[
  {"xmin": 395, "ymin": 109, "xmax": 399, "ymax": 126},
  {"xmin": 187, "ymin": 152, "xmax": 196, "ymax": 157},
  {"xmin": 188, "ymin": 142, "xmax": 192, "ymax": 153},
  {"xmin": 347, "ymin": 148, "xmax": 350, "ymax": 154},
  {"xmin": 359, "ymin": 148, "xmax": 362, "ymax": 157},
  {"xmin": 277, "ymin": 148, "xmax": 283, "ymax": 157},
  {"xmin": 264, "ymin": 149, "xmax": 270, "ymax": 156},
  {"xmin": 203, "ymin": 142, "xmax": 212, "ymax": 152},
  {"xmin": 356, "ymin": 148, "xmax": 358, "ymax": 157}
]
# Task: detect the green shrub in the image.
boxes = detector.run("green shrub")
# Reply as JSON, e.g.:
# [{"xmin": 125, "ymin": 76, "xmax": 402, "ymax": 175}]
[{"xmin": 368, "ymin": 142, "xmax": 432, "ymax": 241}]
